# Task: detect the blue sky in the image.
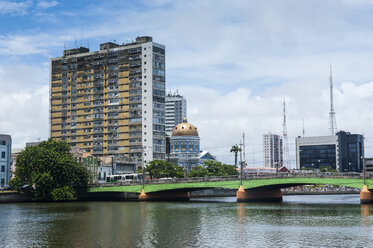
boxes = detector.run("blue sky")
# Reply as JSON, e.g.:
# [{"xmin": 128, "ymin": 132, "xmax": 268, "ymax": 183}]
[{"xmin": 1, "ymin": 0, "xmax": 373, "ymax": 166}]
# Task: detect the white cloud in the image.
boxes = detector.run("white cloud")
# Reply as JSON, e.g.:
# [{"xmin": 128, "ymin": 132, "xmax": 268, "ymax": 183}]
[
  {"xmin": 0, "ymin": 35, "xmax": 48, "ymax": 55},
  {"xmin": 179, "ymin": 80, "xmax": 373, "ymax": 166},
  {"xmin": 2, "ymin": 0, "xmax": 373, "ymax": 167},
  {"xmin": 0, "ymin": 86, "xmax": 49, "ymax": 148},
  {"xmin": 0, "ymin": 0, "xmax": 32, "ymax": 15},
  {"xmin": 36, "ymin": 1, "xmax": 59, "ymax": 9}
]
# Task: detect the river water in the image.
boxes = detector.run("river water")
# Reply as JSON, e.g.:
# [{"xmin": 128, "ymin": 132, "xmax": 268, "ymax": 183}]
[{"xmin": 0, "ymin": 194, "xmax": 372, "ymax": 248}]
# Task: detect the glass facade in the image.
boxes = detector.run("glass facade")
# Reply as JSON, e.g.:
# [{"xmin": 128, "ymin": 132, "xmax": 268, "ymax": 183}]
[{"xmin": 299, "ymin": 145, "xmax": 336, "ymax": 169}]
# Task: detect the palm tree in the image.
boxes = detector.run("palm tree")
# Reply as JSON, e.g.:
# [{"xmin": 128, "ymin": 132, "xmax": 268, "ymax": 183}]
[{"xmin": 230, "ymin": 145, "xmax": 241, "ymax": 168}]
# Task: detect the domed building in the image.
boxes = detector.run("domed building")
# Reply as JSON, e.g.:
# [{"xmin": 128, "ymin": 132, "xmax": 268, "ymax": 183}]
[{"xmin": 170, "ymin": 118, "xmax": 200, "ymax": 171}]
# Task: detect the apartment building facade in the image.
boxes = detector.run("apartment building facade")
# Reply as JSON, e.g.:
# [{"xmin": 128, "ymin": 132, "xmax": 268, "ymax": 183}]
[
  {"xmin": 263, "ymin": 133, "xmax": 283, "ymax": 168},
  {"xmin": 0, "ymin": 135, "xmax": 12, "ymax": 186},
  {"xmin": 50, "ymin": 36, "xmax": 166, "ymax": 166}
]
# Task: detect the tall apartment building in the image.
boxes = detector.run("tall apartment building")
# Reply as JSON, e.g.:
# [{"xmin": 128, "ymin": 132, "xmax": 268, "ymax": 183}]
[
  {"xmin": 50, "ymin": 36, "xmax": 166, "ymax": 166},
  {"xmin": 165, "ymin": 91, "xmax": 187, "ymax": 135},
  {"xmin": 263, "ymin": 133, "xmax": 283, "ymax": 168},
  {"xmin": 295, "ymin": 131, "xmax": 364, "ymax": 172},
  {"xmin": 0, "ymin": 135, "xmax": 12, "ymax": 186}
]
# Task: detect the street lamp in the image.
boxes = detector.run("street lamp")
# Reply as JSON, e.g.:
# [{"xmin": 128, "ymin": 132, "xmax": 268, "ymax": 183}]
[
  {"xmin": 361, "ymin": 156, "xmax": 366, "ymax": 185},
  {"xmin": 275, "ymin": 162, "xmax": 279, "ymax": 174},
  {"xmin": 318, "ymin": 160, "xmax": 321, "ymax": 169}
]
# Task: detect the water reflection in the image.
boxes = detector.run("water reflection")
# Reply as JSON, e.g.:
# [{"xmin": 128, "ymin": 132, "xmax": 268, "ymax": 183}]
[
  {"xmin": 0, "ymin": 195, "xmax": 373, "ymax": 247},
  {"xmin": 361, "ymin": 204, "xmax": 372, "ymax": 227}
]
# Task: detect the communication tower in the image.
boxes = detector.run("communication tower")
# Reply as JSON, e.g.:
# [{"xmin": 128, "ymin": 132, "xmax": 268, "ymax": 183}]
[
  {"xmin": 283, "ymin": 99, "xmax": 290, "ymax": 168},
  {"xmin": 329, "ymin": 65, "xmax": 338, "ymax": 135}
]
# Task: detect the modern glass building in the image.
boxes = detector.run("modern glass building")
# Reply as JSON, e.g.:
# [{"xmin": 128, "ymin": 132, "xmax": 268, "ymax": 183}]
[
  {"xmin": 0, "ymin": 135, "xmax": 12, "ymax": 187},
  {"xmin": 296, "ymin": 131, "xmax": 364, "ymax": 172}
]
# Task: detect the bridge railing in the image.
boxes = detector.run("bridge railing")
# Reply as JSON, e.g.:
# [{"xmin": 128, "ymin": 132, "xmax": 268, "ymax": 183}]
[{"xmin": 93, "ymin": 172, "xmax": 370, "ymax": 188}]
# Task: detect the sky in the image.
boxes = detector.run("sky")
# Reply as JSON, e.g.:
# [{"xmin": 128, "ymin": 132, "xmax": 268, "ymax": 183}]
[{"xmin": 1, "ymin": 0, "xmax": 373, "ymax": 167}]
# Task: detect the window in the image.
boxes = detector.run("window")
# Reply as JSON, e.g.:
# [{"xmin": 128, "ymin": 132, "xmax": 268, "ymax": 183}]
[
  {"xmin": 175, "ymin": 142, "xmax": 179, "ymax": 151},
  {"xmin": 1, "ymin": 166, "xmax": 4, "ymax": 172},
  {"xmin": 1, "ymin": 152, "xmax": 5, "ymax": 158},
  {"xmin": 0, "ymin": 178, "xmax": 4, "ymax": 186}
]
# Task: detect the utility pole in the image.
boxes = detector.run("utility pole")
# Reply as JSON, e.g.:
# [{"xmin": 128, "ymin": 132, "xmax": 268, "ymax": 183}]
[
  {"xmin": 362, "ymin": 136, "xmax": 367, "ymax": 185},
  {"xmin": 243, "ymin": 133, "xmax": 246, "ymax": 168},
  {"xmin": 239, "ymin": 141, "xmax": 243, "ymax": 186}
]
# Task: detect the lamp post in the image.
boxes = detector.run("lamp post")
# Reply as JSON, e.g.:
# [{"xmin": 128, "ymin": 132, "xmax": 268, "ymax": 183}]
[
  {"xmin": 317, "ymin": 160, "xmax": 321, "ymax": 169},
  {"xmin": 275, "ymin": 162, "xmax": 279, "ymax": 174},
  {"xmin": 239, "ymin": 143, "xmax": 243, "ymax": 186},
  {"xmin": 361, "ymin": 156, "xmax": 366, "ymax": 185}
]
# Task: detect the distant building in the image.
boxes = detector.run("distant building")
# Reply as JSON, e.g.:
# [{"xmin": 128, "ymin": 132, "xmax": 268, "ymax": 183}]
[
  {"xmin": 26, "ymin": 141, "xmax": 41, "ymax": 147},
  {"xmin": 11, "ymin": 148, "xmax": 23, "ymax": 178},
  {"xmin": 199, "ymin": 151, "xmax": 217, "ymax": 164},
  {"xmin": 243, "ymin": 167, "xmax": 277, "ymax": 174},
  {"xmin": 165, "ymin": 91, "xmax": 187, "ymax": 135},
  {"xmin": 366, "ymin": 158, "xmax": 373, "ymax": 173},
  {"xmin": 71, "ymin": 147, "xmax": 99, "ymax": 183},
  {"xmin": 0, "ymin": 135, "xmax": 12, "ymax": 187},
  {"xmin": 169, "ymin": 118, "xmax": 200, "ymax": 171},
  {"xmin": 263, "ymin": 133, "xmax": 283, "ymax": 168},
  {"xmin": 295, "ymin": 131, "xmax": 364, "ymax": 172}
]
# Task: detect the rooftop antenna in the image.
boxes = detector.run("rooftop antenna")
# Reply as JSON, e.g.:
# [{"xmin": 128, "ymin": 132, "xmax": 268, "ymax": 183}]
[
  {"xmin": 329, "ymin": 65, "xmax": 337, "ymax": 135},
  {"xmin": 74, "ymin": 32, "xmax": 77, "ymax": 48},
  {"xmin": 283, "ymin": 99, "xmax": 290, "ymax": 168}
]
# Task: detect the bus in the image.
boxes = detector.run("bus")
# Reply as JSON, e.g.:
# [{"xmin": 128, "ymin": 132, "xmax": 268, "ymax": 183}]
[{"xmin": 106, "ymin": 174, "xmax": 142, "ymax": 183}]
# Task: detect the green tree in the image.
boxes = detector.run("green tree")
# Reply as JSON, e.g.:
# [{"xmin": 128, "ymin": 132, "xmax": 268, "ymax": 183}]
[
  {"xmin": 9, "ymin": 139, "xmax": 89, "ymax": 201},
  {"xmin": 204, "ymin": 161, "xmax": 238, "ymax": 176},
  {"xmin": 146, "ymin": 160, "xmax": 177, "ymax": 179},
  {"xmin": 230, "ymin": 145, "xmax": 241, "ymax": 168},
  {"xmin": 189, "ymin": 166, "xmax": 208, "ymax": 177}
]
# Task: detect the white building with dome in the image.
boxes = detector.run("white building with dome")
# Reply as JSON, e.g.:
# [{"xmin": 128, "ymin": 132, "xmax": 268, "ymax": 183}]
[{"xmin": 169, "ymin": 118, "xmax": 200, "ymax": 171}]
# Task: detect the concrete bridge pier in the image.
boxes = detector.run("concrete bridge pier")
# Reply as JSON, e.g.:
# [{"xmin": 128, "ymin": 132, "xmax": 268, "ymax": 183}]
[
  {"xmin": 236, "ymin": 186, "xmax": 283, "ymax": 202},
  {"xmin": 138, "ymin": 189, "xmax": 190, "ymax": 201},
  {"xmin": 360, "ymin": 185, "xmax": 373, "ymax": 204}
]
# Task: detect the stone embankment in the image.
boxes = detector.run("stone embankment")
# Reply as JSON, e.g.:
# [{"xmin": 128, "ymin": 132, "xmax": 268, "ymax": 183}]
[{"xmin": 0, "ymin": 191, "xmax": 33, "ymax": 203}]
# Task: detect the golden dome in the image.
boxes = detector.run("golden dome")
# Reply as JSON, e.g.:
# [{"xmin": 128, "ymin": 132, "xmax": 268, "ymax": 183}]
[{"xmin": 172, "ymin": 118, "xmax": 199, "ymax": 137}]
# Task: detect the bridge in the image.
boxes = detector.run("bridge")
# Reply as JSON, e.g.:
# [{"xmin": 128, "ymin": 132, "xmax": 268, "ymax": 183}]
[{"xmin": 90, "ymin": 173, "xmax": 373, "ymax": 204}]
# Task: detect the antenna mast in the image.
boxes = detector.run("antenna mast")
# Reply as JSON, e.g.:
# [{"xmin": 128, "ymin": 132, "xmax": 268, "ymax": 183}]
[
  {"xmin": 283, "ymin": 99, "xmax": 290, "ymax": 168},
  {"xmin": 329, "ymin": 65, "xmax": 337, "ymax": 135},
  {"xmin": 302, "ymin": 118, "xmax": 305, "ymax": 137}
]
